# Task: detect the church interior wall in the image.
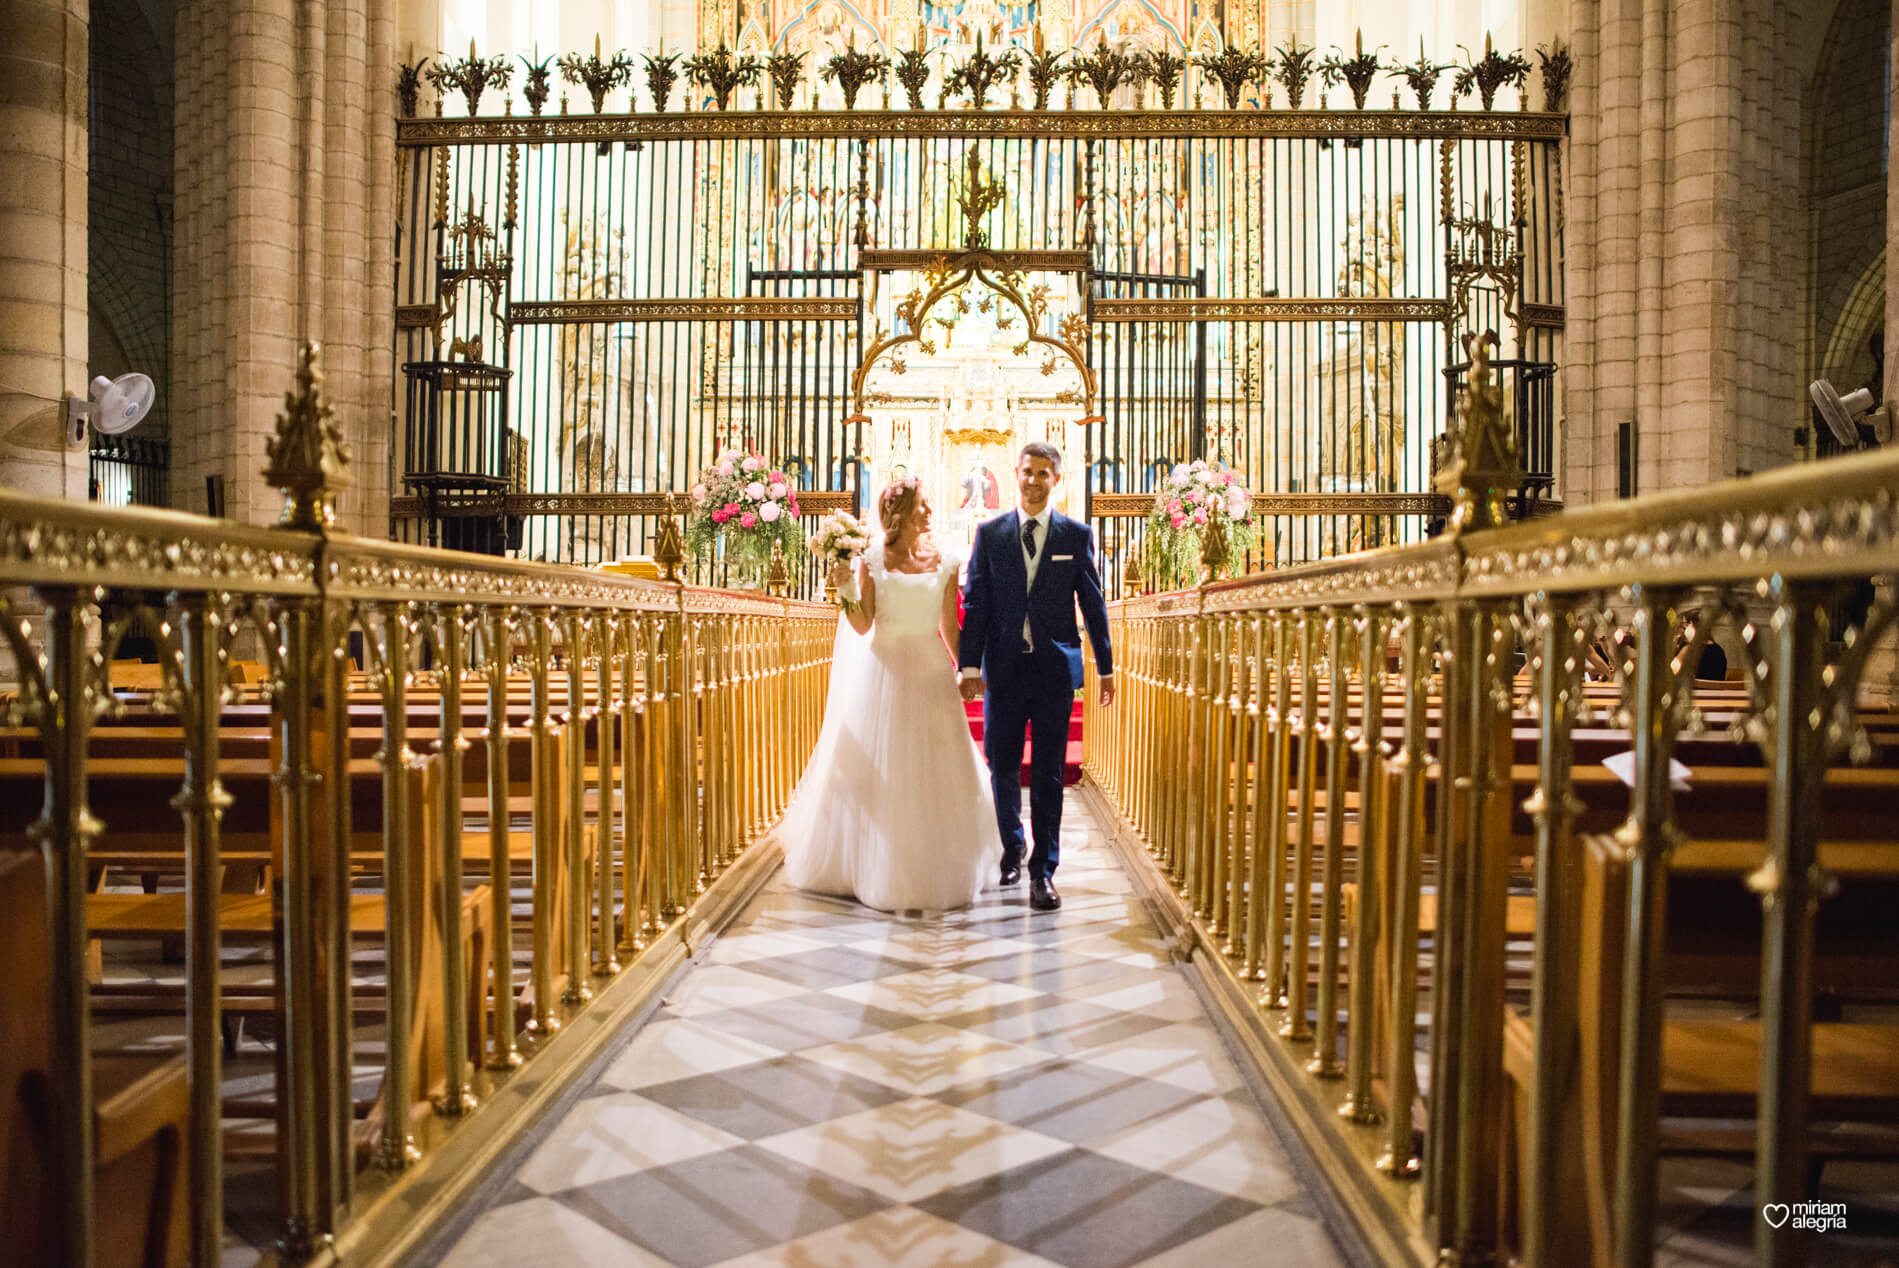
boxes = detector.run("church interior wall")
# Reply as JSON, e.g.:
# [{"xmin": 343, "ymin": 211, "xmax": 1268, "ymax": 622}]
[
  {"xmin": 1805, "ymin": 0, "xmax": 1888, "ymax": 404},
  {"xmin": 87, "ymin": 0, "xmax": 172, "ymax": 452}
]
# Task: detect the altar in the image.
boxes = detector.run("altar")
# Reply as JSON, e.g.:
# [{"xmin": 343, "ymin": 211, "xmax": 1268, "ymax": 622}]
[{"xmin": 858, "ymin": 288, "xmax": 1083, "ymax": 554}]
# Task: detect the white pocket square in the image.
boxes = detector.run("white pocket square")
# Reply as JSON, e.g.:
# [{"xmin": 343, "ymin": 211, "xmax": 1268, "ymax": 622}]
[{"xmin": 1051, "ymin": 553, "xmax": 1075, "ymax": 561}]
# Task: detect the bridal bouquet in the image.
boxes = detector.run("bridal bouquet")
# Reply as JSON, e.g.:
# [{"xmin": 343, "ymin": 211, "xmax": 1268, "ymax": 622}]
[
  {"xmin": 686, "ymin": 449, "xmax": 805, "ymax": 584},
  {"xmin": 1143, "ymin": 459, "xmax": 1259, "ymax": 587},
  {"xmin": 809, "ymin": 510, "xmax": 872, "ymax": 610},
  {"xmin": 809, "ymin": 510, "xmax": 871, "ymax": 565}
]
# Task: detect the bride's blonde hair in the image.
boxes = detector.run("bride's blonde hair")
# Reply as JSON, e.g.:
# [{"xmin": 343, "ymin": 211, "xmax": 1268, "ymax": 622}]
[{"xmin": 878, "ymin": 477, "xmax": 923, "ymax": 548}]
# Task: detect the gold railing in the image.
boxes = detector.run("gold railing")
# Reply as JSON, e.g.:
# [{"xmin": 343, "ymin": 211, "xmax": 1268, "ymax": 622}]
[
  {"xmin": 1083, "ymin": 442, "xmax": 1899, "ymax": 1267},
  {"xmin": 0, "ymin": 348, "xmax": 834, "ymax": 1267}
]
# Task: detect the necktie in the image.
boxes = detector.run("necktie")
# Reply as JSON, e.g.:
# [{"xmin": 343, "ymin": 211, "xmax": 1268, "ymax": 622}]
[{"xmin": 1021, "ymin": 517, "xmax": 1038, "ymax": 653}]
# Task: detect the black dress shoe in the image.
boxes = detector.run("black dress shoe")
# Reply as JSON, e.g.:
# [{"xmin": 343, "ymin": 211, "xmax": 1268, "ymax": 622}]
[
  {"xmin": 1000, "ymin": 859, "xmax": 1022, "ymax": 886},
  {"xmin": 1029, "ymin": 876, "xmax": 1061, "ymax": 911}
]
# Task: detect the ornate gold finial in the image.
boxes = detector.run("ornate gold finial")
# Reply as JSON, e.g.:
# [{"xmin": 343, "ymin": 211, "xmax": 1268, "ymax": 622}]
[
  {"xmin": 953, "ymin": 151, "xmax": 1007, "ymax": 251},
  {"xmin": 1122, "ymin": 548, "xmax": 1145, "ymax": 599},
  {"xmin": 264, "ymin": 342, "xmax": 352, "ymax": 532},
  {"xmin": 765, "ymin": 539, "xmax": 790, "ymax": 596},
  {"xmin": 1199, "ymin": 511, "xmax": 1230, "ymax": 583},
  {"xmin": 654, "ymin": 493, "xmax": 686, "ymax": 582},
  {"xmin": 1435, "ymin": 331, "xmax": 1521, "ymax": 533}
]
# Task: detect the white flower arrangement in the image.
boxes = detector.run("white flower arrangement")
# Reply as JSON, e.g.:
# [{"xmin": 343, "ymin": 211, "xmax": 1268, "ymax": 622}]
[{"xmin": 809, "ymin": 510, "xmax": 873, "ymax": 612}]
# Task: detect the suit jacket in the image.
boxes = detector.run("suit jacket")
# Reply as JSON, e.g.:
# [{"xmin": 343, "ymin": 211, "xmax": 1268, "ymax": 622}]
[{"xmin": 959, "ymin": 509, "xmax": 1113, "ymax": 692}]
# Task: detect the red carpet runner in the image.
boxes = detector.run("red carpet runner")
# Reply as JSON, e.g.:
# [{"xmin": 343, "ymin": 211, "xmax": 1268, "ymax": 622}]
[{"xmin": 964, "ymin": 700, "xmax": 1085, "ymax": 786}]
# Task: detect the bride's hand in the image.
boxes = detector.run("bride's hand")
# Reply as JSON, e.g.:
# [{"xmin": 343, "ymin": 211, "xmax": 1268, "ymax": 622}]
[{"xmin": 827, "ymin": 559, "xmax": 852, "ymax": 590}]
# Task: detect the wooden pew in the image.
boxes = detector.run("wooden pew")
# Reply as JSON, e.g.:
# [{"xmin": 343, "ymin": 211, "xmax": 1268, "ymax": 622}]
[
  {"xmin": 1498, "ymin": 834, "xmax": 1899, "ymax": 1267},
  {"xmin": 0, "ymin": 849, "xmax": 190, "ymax": 1268}
]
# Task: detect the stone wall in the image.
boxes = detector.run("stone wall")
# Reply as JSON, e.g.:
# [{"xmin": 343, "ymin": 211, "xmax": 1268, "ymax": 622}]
[{"xmin": 1563, "ymin": 0, "xmax": 1805, "ymax": 502}]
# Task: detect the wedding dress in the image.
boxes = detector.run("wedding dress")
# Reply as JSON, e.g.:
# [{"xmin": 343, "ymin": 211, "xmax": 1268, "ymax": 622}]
[{"xmin": 774, "ymin": 542, "xmax": 1001, "ymax": 912}]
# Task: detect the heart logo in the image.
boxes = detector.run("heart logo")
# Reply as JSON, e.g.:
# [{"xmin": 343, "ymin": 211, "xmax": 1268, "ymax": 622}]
[{"xmin": 1762, "ymin": 1204, "xmax": 1791, "ymax": 1229}]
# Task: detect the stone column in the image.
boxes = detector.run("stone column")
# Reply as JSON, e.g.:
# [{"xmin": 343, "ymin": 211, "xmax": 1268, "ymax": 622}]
[
  {"xmin": 1868, "ymin": 0, "xmax": 1899, "ymax": 707},
  {"xmin": 1563, "ymin": 0, "xmax": 1803, "ymax": 504},
  {"xmin": 172, "ymin": 0, "xmax": 394, "ymax": 534},
  {"xmin": 0, "ymin": 0, "xmax": 90, "ymax": 502}
]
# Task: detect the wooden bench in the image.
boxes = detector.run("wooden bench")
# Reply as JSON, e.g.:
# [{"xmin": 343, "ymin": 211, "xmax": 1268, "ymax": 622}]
[
  {"xmin": 1497, "ymin": 835, "xmax": 1899, "ymax": 1267},
  {"xmin": 0, "ymin": 849, "xmax": 189, "ymax": 1268}
]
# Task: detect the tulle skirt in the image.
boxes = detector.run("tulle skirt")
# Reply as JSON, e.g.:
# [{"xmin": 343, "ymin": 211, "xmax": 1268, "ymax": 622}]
[{"xmin": 772, "ymin": 622, "xmax": 1000, "ymax": 913}]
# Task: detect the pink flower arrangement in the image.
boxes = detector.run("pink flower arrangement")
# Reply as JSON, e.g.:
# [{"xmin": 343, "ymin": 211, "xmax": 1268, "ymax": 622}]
[
  {"xmin": 684, "ymin": 447, "xmax": 807, "ymax": 582},
  {"xmin": 1143, "ymin": 458, "xmax": 1259, "ymax": 587}
]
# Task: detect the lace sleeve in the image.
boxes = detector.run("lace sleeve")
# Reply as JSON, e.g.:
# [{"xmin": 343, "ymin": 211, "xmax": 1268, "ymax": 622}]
[{"xmin": 862, "ymin": 537, "xmax": 887, "ymax": 583}]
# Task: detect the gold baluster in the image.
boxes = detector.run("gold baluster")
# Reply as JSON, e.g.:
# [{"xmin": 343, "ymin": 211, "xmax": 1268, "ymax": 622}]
[
  {"xmin": 594, "ymin": 613, "xmax": 621, "ymax": 976},
  {"xmin": 484, "ymin": 607, "xmax": 523, "ymax": 1069},
  {"xmin": 526, "ymin": 611, "xmax": 560, "ymax": 1035},
  {"xmin": 1224, "ymin": 614, "xmax": 1257, "ymax": 955},
  {"xmin": 366, "ymin": 601, "xmax": 422, "ymax": 1168},
  {"xmin": 1438, "ymin": 597, "xmax": 1516, "ymax": 1263},
  {"xmin": 1521, "ymin": 596, "xmax": 1583, "ymax": 1249},
  {"xmin": 162, "ymin": 592, "xmax": 232, "ymax": 1268},
  {"xmin": 1202, "ymin": 612, "xmax": 1227, "ymax": 928},
  {"xmin": 617, "ymin": 615, "xmax": 646, "ymax": 957},
  {"xmin": 562, "ymin": 612, "xmax": 591, "ymax": 1005},
  {"xmin": 1342, "ymin": 605, "xmax": 1387, "ymax": 1121},
  {"xmin": 1380, "ymin": 605, "xmax": 1429, "ymax": 1179},
  {"xmin": 1278, "ymin": 612, "xmax": 1317, "ymax": 1029},
  {"xmin": 1311, "ymin": 609, "xmax": 1350, "ymax": 1079},
  {"xmin": 1, "ymin": 592, "xmax": 102, "ymax": 1267},
  {"xmin": 1752, "ymin": 580, "xmax": 1833, "ymax": 1267},
  {"xmin": 435, "ymin": 604, "xmax": 476, "ymax": 1114},
  {"xmin": 1608, "ymin": 589, "xmax": 1686, "ymax": 1268},
  {"xmin": 268, "ymin": 595, "xmax": 331, "ymax": 1255}
]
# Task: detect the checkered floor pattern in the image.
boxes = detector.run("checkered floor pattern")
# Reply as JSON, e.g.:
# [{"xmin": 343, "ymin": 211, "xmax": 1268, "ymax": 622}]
[{"xmin": 424, "ymin": 793, "xmax": 1350, "ymax": 1268}]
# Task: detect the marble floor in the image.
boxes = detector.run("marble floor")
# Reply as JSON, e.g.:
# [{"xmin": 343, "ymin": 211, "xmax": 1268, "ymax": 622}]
[{"xmin": 422, "ymin": 793, "xmax": 1354, "ymax": 1268}]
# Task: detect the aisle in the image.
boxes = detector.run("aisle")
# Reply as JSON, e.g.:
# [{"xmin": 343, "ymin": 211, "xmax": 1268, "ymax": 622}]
[{"xmin": 425, "ymin": 793, "xmax": 1351, "ymax": 1268}]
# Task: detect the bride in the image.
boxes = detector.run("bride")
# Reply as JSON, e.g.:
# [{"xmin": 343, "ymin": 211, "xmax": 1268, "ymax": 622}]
[{"xmin": 772, "ymin": 477, "xmax": 1002, "ymax": 912}]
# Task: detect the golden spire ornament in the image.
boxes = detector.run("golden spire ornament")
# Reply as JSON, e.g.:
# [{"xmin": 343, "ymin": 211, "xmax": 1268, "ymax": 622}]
[
  {"xmin": 264, "ymin": 342, "xmax": 352, "ymax": 532},
  {"xmin": 654, "ymin": 493, "xmax": 687, "ymax": 582}
]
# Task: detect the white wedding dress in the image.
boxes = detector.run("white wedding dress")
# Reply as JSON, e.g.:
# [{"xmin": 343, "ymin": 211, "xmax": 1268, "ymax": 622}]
[{"xmin": 774, "ymin": 542, "xmax": 1001, "ymax": 912}]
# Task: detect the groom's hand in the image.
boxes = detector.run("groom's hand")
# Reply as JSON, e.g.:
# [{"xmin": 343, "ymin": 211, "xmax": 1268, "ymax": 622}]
[
  {"xmin": 960, "ymin": 676, "xmax": 984, "ymax": 702},
  {"xmin": 1098, "ymin": 679, "xmax": 1116, "ymax": 709}
]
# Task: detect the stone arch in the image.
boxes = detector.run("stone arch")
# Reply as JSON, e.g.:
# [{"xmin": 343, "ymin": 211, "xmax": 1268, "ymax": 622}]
[
  {"xmin": 1804, "ymin": 0, "xmax": 1888, "ymax": 398},
  {"xmin": 87, "ymin": 0, "xmax": 173, "ymax": 435},
  {"xmin": 1818, "ymin": 249, "xmax": 1885, "ymax": 393}
]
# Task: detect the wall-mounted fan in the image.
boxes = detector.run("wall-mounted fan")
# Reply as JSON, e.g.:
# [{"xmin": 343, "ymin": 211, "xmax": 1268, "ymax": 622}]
[
  {"xmin": 1809, "ymin": 378, "xmax": 1890, "ymax": 451},
  {"xmin": 67, "ymin": 372, "xmax": 155, "ymax": 448}
]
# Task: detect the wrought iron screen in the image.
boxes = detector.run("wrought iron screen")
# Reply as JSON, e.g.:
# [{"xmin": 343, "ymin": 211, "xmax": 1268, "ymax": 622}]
[{"xmin": 393, "ymin": 106, "xmax": 1564, "ymax": 587}]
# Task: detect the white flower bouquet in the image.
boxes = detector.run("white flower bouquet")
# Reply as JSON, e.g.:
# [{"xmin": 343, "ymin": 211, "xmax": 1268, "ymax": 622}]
[{"xmin": 809, "ymin": 510, "xmax": 872, "ymax": 610}]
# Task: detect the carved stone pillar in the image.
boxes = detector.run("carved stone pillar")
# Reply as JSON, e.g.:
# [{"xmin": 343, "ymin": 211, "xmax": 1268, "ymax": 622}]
[
  {"xmin": 0, "ymin": 0, "xmax": 90, "ymax": 502},
  {"xmin": 1563, "ymin": 0, "xmax": 1802, "ymax": 504},
  {"xmin": 172, "ymin": 0, "xmax": 395, "ymax": 532}
]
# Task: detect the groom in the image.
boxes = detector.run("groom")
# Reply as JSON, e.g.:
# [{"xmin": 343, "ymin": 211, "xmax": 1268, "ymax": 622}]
[{"xmin": 959, "ymin": 442, "xmax": 1114, "ymax": 912}]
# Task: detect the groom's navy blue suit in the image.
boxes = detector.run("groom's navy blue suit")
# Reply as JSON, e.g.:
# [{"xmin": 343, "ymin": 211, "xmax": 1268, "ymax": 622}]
[{"xmin": 959, "ymin": 509, "xmax": 1114, "ymax": 880}]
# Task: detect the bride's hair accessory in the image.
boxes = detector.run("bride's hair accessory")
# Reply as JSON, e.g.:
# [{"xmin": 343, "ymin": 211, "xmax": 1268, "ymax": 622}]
[{"xmin": 878, "ymin": 476, "xmax": 923, "ymax": 547}]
